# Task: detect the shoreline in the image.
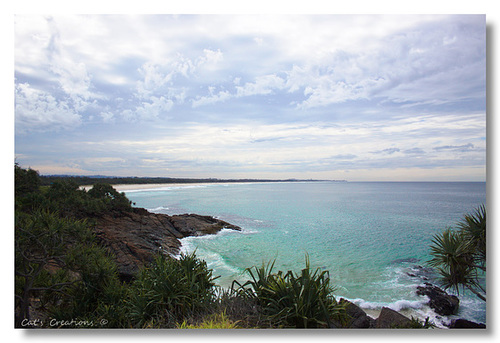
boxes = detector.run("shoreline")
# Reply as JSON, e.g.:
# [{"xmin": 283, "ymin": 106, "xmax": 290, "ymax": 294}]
[
  {"xmin": 81, "ymin": 181, "xmax": 308, "ymax": 192},
  {"xmin": 81, "ymin": 183, "xmax": 216, "ymax": 192}
]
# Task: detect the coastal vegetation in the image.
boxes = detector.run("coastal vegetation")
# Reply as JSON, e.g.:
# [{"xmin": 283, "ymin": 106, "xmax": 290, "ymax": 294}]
[
  {"xmin": 39, "ymin": 175, "xmax": 335, "ymax": 187},
  {"xmin": 428, "ymin": 205, "xmax": 486, "ymax": 301},
  {"xmin": 15, "ymin": 164, "xmax": 346, "ymax": 328},
  {"xmin": 14, "ymin": 164, "xmax": 484, "ymax": 329},
  {"xmin": 232, "ymin": 257, "xmax": 346, "ymax": 328}
]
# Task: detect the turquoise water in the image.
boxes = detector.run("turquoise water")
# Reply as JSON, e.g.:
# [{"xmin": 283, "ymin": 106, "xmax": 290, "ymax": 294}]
[{"xmin": 125, "ymin": 181, "xmax": 486, "ymax": 326}]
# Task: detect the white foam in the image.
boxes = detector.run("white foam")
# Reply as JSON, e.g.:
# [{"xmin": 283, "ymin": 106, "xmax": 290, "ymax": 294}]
[
  {"xmin": 344, "ymin": 296, "xmax": 430, "ymax": 313},
  {"xmin": 342, "ymin": 295, "xmax": 462, "ymax": 328},
  {"xmin": 388, "ymin": 299, "xmax": 426, "ymax": 312},
  {"xmin": 147, "ymin": 206, "xmax": 169, "ymax": 213}
]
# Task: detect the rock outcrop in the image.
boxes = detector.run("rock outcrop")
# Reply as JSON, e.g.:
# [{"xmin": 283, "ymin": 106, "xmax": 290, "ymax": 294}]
[
  {"xmin": 416, "ymin": 283, "xmax": 459, "ymax": 316},
  {"xmin": 331, "ymin": 301, "xmax": 417, "ymax": 329},
  {"xmin": 375, "ymin": 307, "xmax": 413, "ymax": 328},
  {"xmin": 449, "ymin": 319, "xmax": 486, "ymax": 329},
  {"xmin": 331, "ymin": 299, "xmax": 376, "ymax": 328},
  {"xmin": 93, "ymin": 208, "xmax": 241, "ymax": 281}
]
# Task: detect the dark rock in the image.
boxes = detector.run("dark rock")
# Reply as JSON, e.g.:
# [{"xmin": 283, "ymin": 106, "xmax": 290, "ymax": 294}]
[
  {"xmin": 416, "ymin": 283, "xmax": 459, "ymax": 316},
  {"xmin": 330, "ymin": 299, "xmax": 375, "ymax": 328},
  {"xmin": 93, "ymin": 209, "xmax": 241, "ymax": 281},
  {"xmin": 375, "ymin": 307, "xmax": 413, "ymax": 328},
  {"xmin": 449, "ymin": 319, "xmax": 486, "ymax": 329},
  {"xmin": 169, "ymin": 213, "xmax": 241, "ymax": 236}
]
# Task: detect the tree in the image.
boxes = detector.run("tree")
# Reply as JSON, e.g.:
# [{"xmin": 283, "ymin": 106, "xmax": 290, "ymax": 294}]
[
  {"xmin": 15, "ymin": 209, "xmax": 121, "ymax": 327},
  {"xmin": 428, "ymin": 205, "xmax": 486, "ymax": 301},
  {"xmin": 88, "ymin": 182, "xmax": 132, "ymax": 212},
  {"xmin": 15, "ymin": 163, "xmax": 41, "ymax": 197},
  {"xmin": 15, "ymin": 210, "xmax": 92, "ymax": 326}
]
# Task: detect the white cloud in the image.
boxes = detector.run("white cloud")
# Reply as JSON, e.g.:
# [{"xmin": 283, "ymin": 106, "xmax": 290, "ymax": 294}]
[
  {"xmin": 198, "ymin": 49, "xmax": 224, "ymax": 67},
  {"xmin": 14, "ymin": 14, "xmax": 486, "ymax": 180},
  {"xmin": 15, "ymin": 83, "xmax": 82, "ymax": 133},
  {"xmin": 99, "ymin": 111, "xmax": 115, "ymax": 123},
  {"xmin": 121, "ymin": 96, "xmax": 174, "ymax": 121},
  {"xmin": 192, "ymin": 74, "xmax": 286, "ymax": 107},
  {"xmin": 136, "ymin": 49, "xmax": 224, "ymax": 97},
  {"xmin": 192, "ymin": 90, "xmax": 232, "ymax": 108},
  {"xmin": 236, "ymin": 74, "xmax": 286, "ymax": 97},
  {"xmin": 45, "ymin": 16, "xmax": 102, "ymax": 105}
]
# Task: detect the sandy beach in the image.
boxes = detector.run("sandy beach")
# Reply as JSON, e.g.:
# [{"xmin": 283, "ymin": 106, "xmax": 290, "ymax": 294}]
[{"xmin": 81, "ymin": 183, "xmax": 223, "ymax": 192}]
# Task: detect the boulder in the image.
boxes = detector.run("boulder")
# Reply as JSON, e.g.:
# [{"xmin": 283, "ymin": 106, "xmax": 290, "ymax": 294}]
[
  {"xmin": 93, "ymin": 208, "xmax": 241, "ymax": 281},
  {"xmin": 449, "ymin": 319, "xmax": 486, "ymax": 329},
  {"xmin": 375, "ymin": 307, "xmax": 413, "ymax": 328},
  {"xmin": 332, "ymin": 299, "xmax": 375, "ymax": 328},
  {"xmin": 416, "ymin": 283, "xmax": 459, "ymax": 316}
]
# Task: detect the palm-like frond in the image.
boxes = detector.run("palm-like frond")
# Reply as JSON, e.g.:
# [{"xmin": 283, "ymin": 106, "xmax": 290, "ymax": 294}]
[
  {"xmin": 232, "ymin": 255, "xmax": 345, "ymax": 328},
  {"xmin": 429, "ymin": 228, "xmax": 477, "ymax": 294},
  {"xmin": 457, "ymin": 204, "xmax": 486, "ymax": 269},
  {"xmin": 428, "ymin": 204, "xmax": 486, "ymax": 301}
]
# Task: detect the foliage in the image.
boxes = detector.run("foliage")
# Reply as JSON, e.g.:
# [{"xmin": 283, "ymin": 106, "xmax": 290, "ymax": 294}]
[
  {"xmin": 127, "ymin": 252, "xmax": 219, "ymax": 328},
  {"xmin": 14, "ymin": 164, "xmax": 133, "ymax": 327},
  {"xmin": 15, "ymin": 164, "xmax": 356, "ymax": 329},
  {"xmin": 39, "ymin": 175, "xmax": 306, "ymax": 187},
  {"xmin": 428, "ymin": 205, "xmax": 486, "ymax": 301},
  {"xmin": 177, "ymin": 311, "xmax": 239, "ymax": 329},
  {"xmin": 15, "ymin": 163, "xmax": 40, "ymax": 197},
  {"xmin": 232, "ymin": 255, "xmax": 345, "ymax": 328},
  {"xmin": 14, "ymin": 209, "xmax": 108, "ymax": 326},
  {"xmin": 391, "ymin": 316, "xmax": 435, "ymax": 329},
  {"xmin": 15, "ymin": 164, "xmax": 133, "ymax": 218},
  {"xmin": 87, "ymin": 182, "xmax": 132, "ymax": 212}
]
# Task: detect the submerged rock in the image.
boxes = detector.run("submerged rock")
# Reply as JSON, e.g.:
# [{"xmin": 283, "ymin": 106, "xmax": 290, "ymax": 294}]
[
  {"xmin": 416, "ymin": 283, "xmax": 459, "ymax": 316},
  {"xmin": 93, "ymin": 208, "xmax": 241, "ymax": 281}
]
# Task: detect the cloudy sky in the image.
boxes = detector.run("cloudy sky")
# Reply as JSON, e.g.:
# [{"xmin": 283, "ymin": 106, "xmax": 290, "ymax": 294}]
[{"xmin": 14, "ymin": 14, "xmax": 486, "ymax": 181}]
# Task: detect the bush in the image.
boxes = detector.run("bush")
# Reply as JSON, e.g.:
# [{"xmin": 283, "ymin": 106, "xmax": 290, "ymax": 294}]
[
  {"xmin": 15, "ymin": 209, "xmax": 117, "ymax": 327},
  {"xmin": 233, "ymin": 255, "xmax": 346, "ymax": 328},
  {"xmin": 88, "ymin": 183, "xmax": 132, "ymax": 212},
  {"xmin": 15, "ymin": 164, "xmax": 40, "ymax": 198},
  {"xmin": 177, "ymin": 311, "xmax": 239, "ymax": 329},
  {"xmin": 127, "ymin": 252, "xmax": 218, "ymax": 328}
]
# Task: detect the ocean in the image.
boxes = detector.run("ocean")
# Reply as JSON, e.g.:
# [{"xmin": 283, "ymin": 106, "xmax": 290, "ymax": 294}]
[{"xmin": 123, "ymin": 181, "xmax": 486, "ymax": 327}]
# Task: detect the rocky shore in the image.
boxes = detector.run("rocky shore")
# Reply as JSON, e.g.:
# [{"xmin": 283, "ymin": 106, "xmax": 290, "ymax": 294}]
[{"xmin": 93, "ymin": 207, "xmax": 241, "ymax": 281}]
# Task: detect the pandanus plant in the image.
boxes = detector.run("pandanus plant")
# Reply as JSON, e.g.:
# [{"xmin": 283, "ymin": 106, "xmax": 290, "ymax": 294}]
[
  {"xmin": 233, "ymin": 255, "xmax": 346, "ymax": 328},
  {"xmin": 428, "ymin": 205, "xmax": 486, "ymax": 301}
]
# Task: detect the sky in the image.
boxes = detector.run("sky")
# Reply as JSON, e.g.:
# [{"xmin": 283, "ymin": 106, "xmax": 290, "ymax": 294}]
[{"xmin": 13, "ymin": 14, "xmax": 486, "ymax": 181}]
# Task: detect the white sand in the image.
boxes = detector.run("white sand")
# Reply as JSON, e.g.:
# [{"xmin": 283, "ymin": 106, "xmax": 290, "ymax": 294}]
[{"xmin": 81, "ymin": 183, "xmax": 218, "ymax": 192}]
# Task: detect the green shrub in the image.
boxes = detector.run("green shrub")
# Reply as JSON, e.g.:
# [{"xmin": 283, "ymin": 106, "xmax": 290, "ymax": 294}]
[
  {"xmin": 127, "ymin": 252, "xmax": 218, "ymax": 328},
  {"xmin": 233, "ymin": 255, "xmax": 345, "ymax": 328},
  {"xmin": 88, "ymin": 183, "xmax": 132, "ymax": 212},
  {"xmin": 15, "ymin": 209, "xmax": 118, "ymax": 327},
  {"xmin": 177, "ymin": 311, "xmax": 239, "ymax": 329}
]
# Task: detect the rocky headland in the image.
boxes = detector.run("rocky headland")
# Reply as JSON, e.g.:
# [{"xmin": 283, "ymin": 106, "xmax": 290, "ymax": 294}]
[{"xmin": 93, "ymin": 207, "xmax": 241, "ymax": 281}]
